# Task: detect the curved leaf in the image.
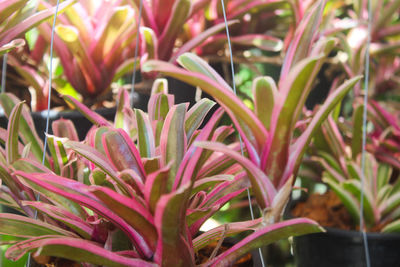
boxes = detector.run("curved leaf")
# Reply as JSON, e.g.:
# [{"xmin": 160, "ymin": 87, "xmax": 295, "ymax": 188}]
[
  {"xmin": 6, "ymin": 236, "xmax": 157, "ymax": 267},
  {"xmin": 210, "ymin": 218, "xmax": 323, "ymax": 266}
]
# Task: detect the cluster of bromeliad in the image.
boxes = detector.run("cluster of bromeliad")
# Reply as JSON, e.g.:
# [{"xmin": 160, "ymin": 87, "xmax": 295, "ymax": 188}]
[{"xmin": 0, "ymin": 0, "xmax": 399, "ymax": 266}]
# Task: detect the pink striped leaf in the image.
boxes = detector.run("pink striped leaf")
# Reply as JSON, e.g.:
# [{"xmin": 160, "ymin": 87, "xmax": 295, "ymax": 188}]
[
  {"xmin": 160, "ymin": 103, "xmax": 187, "ymax": 191},
  {"xmin": 114, "ymin": 88, "xmax": 130, "ymax": 129},
  {"xmin": 148, "ymin": 92, "xmax": 172, "ymax": 123},
  {"xmin": 21, "ymin": 201, "xmax": 92, "ymax": 239},
  {"xmin": 15, "ymin": 171, "xmax": 154, "ymax": 258},
  {"xmin": 102, "ymin": 129, "xmax": 146, "ymax": 181},
  {"xmin": 89, "ymin": 186, "xmax": 157, "ymax": 250},
  {"xmin": 0, "ymin": 93, "xmax": 46, "ymax": 166},
  {"xmin": 46, "ymin": 135, "xmax": 69, "ymax": 175},
  {"xmin": 170, "ymin": 20, "xmax": 238, "ymax": 63},
  {"xmin": 198, "ymin": 173, "xmax": 250, "ymax": 210},
  {"xmin": 63, "ymin": 95, "xmax": 111, "ymax": 127},
  {"xmin": 253, "ymin": 77, "xmax": 277, "ymax": 131},
  {"xmin": 210, "ymin": 218, "xmax": 323, "ymax": 266},
  {"xmin": 5, "ymin": 236, "xmax": 157, "ymax": 267},
  {"xmin": 0, "ymin": 0, "xmax": 26, "ymax": 25},
  {"xmin": 196, "ymin": 144, "xmax": 241, "ymax": 179},
  {"xmin": 15, "ymin": 167, "xmax": 86, "ymax": 218},
  {"xmin": 0, "ymin": 161, "xmax": 31, "ymax": 204},
  {"xmin": 174, "ymin": 108, "xmax": 224, "ymax": 189},
  {"xmin": 143, "ymin": 164, "xmax": 171, "ymax": 214},
  {"xmin": 196, "ymin": 141, "xmax": 276, "ymax": 210},
  {"xmin": 191, "ymin": 175, "xmax": 234, "ymax": 196},
  {"xmin": 0, "ymin": 213, "xmax": 77, "ymax": 238},
  {"xmin": 6, "ymin": 101, "xmax": 23, "ymax": 164},
  {"xmin": 193, "ymin": 218, "xmax": 263, "ymax": 251},
  {"xmin": 154, "ymin": 186, "xmax": 194, "ymax": 266},
  {"xmin": 284, "ymin": 76, "xmax": 361, "ymax": 187},
  {"xmin": 263, "ymin": 55, "xmax": 323, "ymax": 186},
  {"xmin": 185, "ymin": 98, "xmax": 216, "ymax": 142},
  {"xmin": 119, "ymin": 169, "xmax": 145, "ymax": 198},
  {"xmin": 189, "ymin": 174, "xmax": 249, "ymax": 235},
  {"xmin": 135, "ymin": 109, "xmax": 156, "ymax": 158},
  {"xmin": 63, "ymin": 139, "xmax": 133, "ymax": 195},
  {"xmin": 142, "ymin": 55, "xmax": 268, "ymax": 150},
  {"xmin": 0, "ymin": 0, "xmax": 75, "ymax": 44},
  {"xmin": 52, "ymin": 118, "xmax": 79, "ymax": 141},
  {"xmin": 280, "ymin": 0, "xmax": 326, "ymax": 80},
  {"xmin": 158, "ymin": 0, "xmax": 191, "ymax": 60},
  {"xmin": 174, "ymin": 52, "xmax": 266, "ymax": 159}
]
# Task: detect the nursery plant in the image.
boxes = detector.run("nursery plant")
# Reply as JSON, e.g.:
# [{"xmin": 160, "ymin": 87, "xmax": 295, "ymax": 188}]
[
  {"xmin": 0, "ymin": 0, "xmax": 74, "ymax": 55},
  {"xmin": 310, "ymin": 109, "xmax": 400, "ymax": 233},
  {"xmin": 331, "ymin": 0, "xmax": 400, "ymax": 100},
  {"xmin": 0, "ymin": 79, "xmax": 322, "ymax": 266},
  {"xmin": 142, "ymin": 0, "xmax": 360, "ymax": 192}
]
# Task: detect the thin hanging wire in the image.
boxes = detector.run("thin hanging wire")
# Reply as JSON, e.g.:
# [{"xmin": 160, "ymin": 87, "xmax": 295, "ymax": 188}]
[
  {"xmin": 41, "ymin": 0, "xmax": 60, "ymax": 166},
  {"xmin": 130, "ymin": 0, "xmax": 143, "ymax": 107},
  {"xmin": 1, "ymin": 53, "xmax": 7, "ymax": 93},
  {"xmin": 359, "ymin": 0, "xmax": 372, "ymax": 266},
  {"xmin": 220, "ymin": 1, "xmax": 266, "ymax": 266},
  {"xmin": 27, "ymin": 1, "xmax": 60, "ymax": 266}
]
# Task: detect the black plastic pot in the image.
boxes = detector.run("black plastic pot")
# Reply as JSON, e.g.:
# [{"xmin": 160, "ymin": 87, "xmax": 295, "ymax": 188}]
[{"xmin": 293, "ymin": 227, "xmax": 400, "ymax": 267}]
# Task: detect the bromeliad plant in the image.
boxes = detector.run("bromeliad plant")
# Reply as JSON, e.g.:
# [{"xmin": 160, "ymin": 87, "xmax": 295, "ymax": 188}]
[
  {"xmin": 16, "ymin": 0, "xmax": 139, "ymax": 107},
  {"xmin": 333, "ymin": 0, "xmax": 400, "ymax": 99},
  {"xmin": 367, "ymin": 100, "xmax": 400, "ymax": 169},
  {"xmin": 310, "ymin": 107, "xmax": 400, "ymax": 233},
  {"xmin": 0, "ymin": 79, "xmax": 322, "ymax": 266},
  {"xmin": 0, "ymin": 0, "xmax": 73, "ymax": 55},
  {"xmin": 142, "ymin": 0, "xmax": 360, "ymax": 196}
]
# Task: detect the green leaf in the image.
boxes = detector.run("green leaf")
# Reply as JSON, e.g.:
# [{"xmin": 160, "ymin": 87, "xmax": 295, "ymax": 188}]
[
  {"xmin": 0, "ymin": 214, "xmax": 76, "ymax": 238},
  {"xmin": 211, "ymin": 218, "xmax": 324, "ymax": 266},
  {"xmin": 160, "ymin": 103, "xmax": 187, "ymax": 192},
  {"xmin": 6, "ymin": 236, "xmax": 157, "ymax": 267},
  {"xmin": 0, "ymin": 93, "xmax": 47, "ymax": 166},
  {"xmin": 342, "ymin": 180, "xmax": 376, "ymax": 226},
  {"xmin": 6, "ymin": 101, "xmax": 24, "ymax": 164},
  {"xmin": 185, "ymin": 98, "xmax": 215, "ymax": 141},
  {"xmin": 135, "ymin": 109, "xmax": 155, "ymax": 158},
  {"xmin": 322, "ymin": 176, "xmax": 360, "ymax": 224},
  {"xmin": 253, "ymin": 77, "xmax": 277, "ymax": 130},
  {"xmin": 382, "ymin": 218, "xmax": 400, "ymax": 233},
  {"xmin": 153, "ymin": 186, "xmax": 194, "ymax": 266}
]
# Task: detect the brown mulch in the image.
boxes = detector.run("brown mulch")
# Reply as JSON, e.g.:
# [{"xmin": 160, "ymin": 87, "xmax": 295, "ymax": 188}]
[{"xmin": 291, "ymin": 191, "xmax": 355, "ymax": 230}]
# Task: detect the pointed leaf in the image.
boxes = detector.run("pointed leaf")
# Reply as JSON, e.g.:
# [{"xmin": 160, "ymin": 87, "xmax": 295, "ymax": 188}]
[
  {"xmin": 196, "ymin": 141, "xmax": 276, "ymax": 210},
  {"xmin": 6, "ymin": 236, "xmax": 157, "ymax": 267},
  {"xmin": 160, "ymin": 103, "xmax": 187, "ymax": 191},
  {"xmin": 185, "ymin": 98, "xmax": 216, "ymax": 141},
  {"xmin": 210, "ymin": 218, "xmax": 323, "ymax": 266},
  {"xmin": 253, "ymin": 77, "xmax": 277, "ymax": 130},
  {"xmin": 0, "ymin": 213, "xmax": 77, "ymax": 238},
  {"xmin": 154, "ymin": 186, "xmax": 194, "ymax": 266}
]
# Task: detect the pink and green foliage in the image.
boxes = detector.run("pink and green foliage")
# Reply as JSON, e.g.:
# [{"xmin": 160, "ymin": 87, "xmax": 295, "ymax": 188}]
[
  {"xmin": 188, "ymin": 0, "xmax": 286, "ymax": 58},
  {"xmin": 367, "ymin": 100, "xmax": 400, "ymax": 169},
  {"xmin": 0, "ymin": 0, "xmax": 74, "ymax": 55},
  {"xmin": 0, "ymin": 79, "xmax": 322, "ymax": 266},
  {"xmin": 33, "ymin": 0, "xmax": 139, "ymax": 104},
  {"xmin": 331, "ymin": 0, "xmax": 400, "ymax": 97},
  {"xmin": 142, "ymin": 0, "xmax": 360, "ymax": 197},
  {"xmin": 310, "ymin": 102, "xmax": 400, "ymax": 233}
]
